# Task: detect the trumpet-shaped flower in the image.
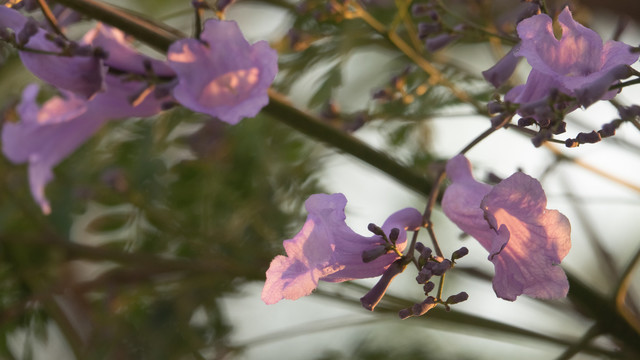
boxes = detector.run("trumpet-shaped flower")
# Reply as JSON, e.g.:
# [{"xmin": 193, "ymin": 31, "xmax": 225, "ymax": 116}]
[
  {"xmin": 441, "ymin": 155, "xmax": 571, "ymax": 301},
  {"xmin": 167, "ymin": 19, "xmax": 278, "ymax": 124},
  {"xmin": 262, "ymin": 193, "xmax": 422, "ymax": 305},
  {"xmin": 1, "ymin": 76, "xmax": 168, "ymax": 214},
  {"xmin": 0, "ymin": 6, "xmax": 104, "ymax": 98},
  {"xmin": 486, "ymin": 7, "xmax": 638, "ymax": 123}
]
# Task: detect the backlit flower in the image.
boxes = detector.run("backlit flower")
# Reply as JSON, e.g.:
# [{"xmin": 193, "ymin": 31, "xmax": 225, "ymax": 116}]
[
  {"xmin": 167, "ymin": 19, "xmax": 278, "ymax": 124},
  {"xmin": 441, "ymin": 155, "xmax": 571, "ymax": 300},
  {"xmin": 262, "ymin": 193, "xmax": 421, "ymax": 305}
]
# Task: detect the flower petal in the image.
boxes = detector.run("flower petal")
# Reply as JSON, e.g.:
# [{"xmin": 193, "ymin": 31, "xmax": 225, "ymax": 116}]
[
  {"xmin": 167, "ymin": 19, "xmax": 278, "ymax": 124},
  {"xmin": 442, "ymin": 155, "xmax": 571, "ymax": 301}
]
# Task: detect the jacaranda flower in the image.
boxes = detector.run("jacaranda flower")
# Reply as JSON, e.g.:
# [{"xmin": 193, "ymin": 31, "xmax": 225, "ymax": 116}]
[
  {"xmin": 1, "ymin": 76, "xmax": 168, "ymax": 214},
  {"xmin": 0, "ymin": 6, "xmax": 104, "ymax": 99},
  {"xmin": 485, "ymin": 7, "xmax": 638, "ymax": 123},
  {"xmin": 441, "ymin": 155, "xmax": 571, "ymax": 301},
  {"xmin": 262, "ymin": 193, "xmax": 422, "ymax": 305},
  {"xmin": 167, "ymin": 19, "xmax": 278, "ymax": 125}
]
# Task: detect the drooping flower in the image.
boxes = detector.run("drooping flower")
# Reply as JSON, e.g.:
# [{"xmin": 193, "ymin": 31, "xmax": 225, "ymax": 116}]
[
  {"xmin": 1, "ymin": 76, "xmax": 169, "ymax": 214},
  {"xmin": 441, "ymin": 155, "xmax": 571, "ymax": 301},
  {"xmin": 486, "ymin": 7, "xmax": 638, "ymax": 123},
  {"xmin": 167, "ymin": 19, "xmax": 278, "ymax": 125},
  {"xmin": 0, "ymin": 6, "xmax": 105, "ymax": 99},
  {"xmin": 261, "ymin": 193, "xmax": 422, "ymax": 305}
]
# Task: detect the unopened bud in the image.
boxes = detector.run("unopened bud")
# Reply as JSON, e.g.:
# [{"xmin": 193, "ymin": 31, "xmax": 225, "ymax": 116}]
[
  {"xmin": 445, "ymin": 291, "xmax": 469, "ymax": 305},
  {"xmin": 361, "ymin": 260, "xmax": 406, "ymax": 311},
  {"xmin": 17, "ymin": 19, "xmax": 39, "ymax": 46},
  {"xmin": 367, "ymin": 223, "xmax": 384, "ymax": 236},
  {"xmin": 423, "ymin": 281, "xmax": 435, "ymax": 294},
  {"xmin": 411, "ymin": 296, "xmax": 437, "ymax": 316},
  {"xmin": 576, "ymin": 130, "xmax": 601, "ymax": 144},
  {"xmin": 431, "ymin": 259, "xmax": 451, "ymax": 276},
  {"xmin": 362, "ymin": 246, "xmax": 389, "ymax": 263},
  {"xmin": 388, "ymin": 228, "xmax": 400, "ymax": 243},
  {"xmin": 425, "ymin": 33, "xmax": 459, "ymax": 52},
  {"xmin": 452, "ymin": 247, "xmax": 468, "ymax": 260}
]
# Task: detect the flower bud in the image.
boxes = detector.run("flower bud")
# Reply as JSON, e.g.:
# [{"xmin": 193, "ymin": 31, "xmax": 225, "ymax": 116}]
[
  {"xmin": 361, "ymin": 260, "xmax": 406, "ymax": 311},
  {"xmin": 367, "ymin": 223, "xmax": 384, "ymax": 236},
  {"xmin": 388, "ymin": 227, "xmax": 400, "ymax": 243},
  {"xmin": 452, "ymin": 247, "xmax": 468, "ymax": 260},
  {"xmin": 445, "ymin": 291, "xmax": 469, "ymax": 305},
  {"xmin": 576, "ymin": 130, "xmax": 601, "ymax": 144},
  {"xmin": 423, "ymin": 281, "xmax": 435, "ymax": 294},
  {"xmin": 17, "ymin": 18, "xmax": 39, "ymax": 46},
  {"xmin": 482, "ymin": 44, "xmax": 520, "ymax": 88},
  {"xmin": 362, "ymin": 245, "xmax": 389, "ymax": 263},
  {"xmin": 425, "ymin": 33, "xmax": 459, "ymax": 52}
]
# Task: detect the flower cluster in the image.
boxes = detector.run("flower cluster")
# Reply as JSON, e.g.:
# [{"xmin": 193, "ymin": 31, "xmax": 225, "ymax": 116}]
[
  {"xmin": 0, "ymin": 4, "xmax": 277, "ymax": 213},
  {"xmin": 484, "ymin": 7, "xmax": 639, "ymax": 146}
]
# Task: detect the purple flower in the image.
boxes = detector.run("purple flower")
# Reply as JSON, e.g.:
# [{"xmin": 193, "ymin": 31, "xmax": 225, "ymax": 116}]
[
  {"xmin": 261, "ymin": 193, "xmax": 422, "ymax": 305},
  {"xmin": 504, "ymin": 7, "xmax": 638, "ymax": 116},
  {"xmin": 83, "ymin": 24, "xmax": 175, "ymax": 77},
  {"xmin": 1, "ymin": 76, "xmax": 169, "ymax": 214},
  {"xmin": 167, "ymin": 19, "xmax": 278, "ymax": 124},
  {"xmin": 0, "ymin": 6, "xmax": 104, "ymax": 99},
  {"xmin": 441, "ymin": 155, "xmax": 571, "ymax": 301}
]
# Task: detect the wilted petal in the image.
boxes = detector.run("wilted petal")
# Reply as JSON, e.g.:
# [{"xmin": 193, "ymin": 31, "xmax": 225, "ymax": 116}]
[
  {"xmin": 262, "ymin": 193, "xmax": 421, "ymax": 304},
  {"xmin": 167, "ymin": 19, "xmax": 278, "ymax": 124},
  {"xmin": 442, "ymin": 155, "xmax": 571, "ymax": 300}
]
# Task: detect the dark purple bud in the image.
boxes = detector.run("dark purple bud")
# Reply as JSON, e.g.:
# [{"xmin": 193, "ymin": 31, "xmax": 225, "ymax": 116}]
[
  {"xmin": 416, "ymin": 266, "xmax": 433, "ymax": 284},
  {"xmin": 398, "ymin": 308, "xmax": 413, "ymax": 320},
  {"xmin": 367, "ymin": 223, "xmax": 384, "ymax": 236},
  {"xmin": 531, "ymin": 130, "xmax": 551, "ymax": 147},
  {"xmin": 425, "ymin": 33, "xmax": 459, "ymax": 52},
  {"xmin": 428, "ymin": 10, "xmax": 439, "ymax": 21},
  {"xmin": 599, "ymin": 119, "xmax": 622, "ymax": 138},
  {"xmin": 415, "ymin": 242, "xmax": 426, "ymax": 253},
  {"xmin": 487, "ymin": 100, "xmax": 504, "ymax": 115},
  {"xmin": 445, "ymin": 291, "xmax": 469, "ymax": 304},
  {"xmin": 410, "ymin": 296, "xmax": 437, "ymax": 317},
  {"xmin": 518, "ymin": 117, "xmax": 536, "ymax": 127},
  {"xmin": 482, "ymin": 44, "xmax": 521, "ymax": 88},
  {"xmin": 423, "ymin": 281, "xmax": 435, "ymax": 294},
  {"xmin": 388, "ymin": 228, "xmax": 400, "ymax": 243},
  {"xmin": 452, "ymin": 247, "xmax": 468, "ymax": 260},
  {"xmin": 17, "ymin": 18, "xmax": 40, "ymax": 46},
  {"xmin": 417, "ymin": 22, "xmax": 441, "ymax": 39},
  {"xmin": 362, "ymin": 245, "xmax": 389, "ymax": 263},
  {"xmin": 418, "ymin": 246, "xmax": 432, "ymax": 261},
  {"xmin": 431, "ymin": 259, "xmax": 452, "ymax": 276},
  {"xmin": 576, "ymin": 130, "xmax": 602, "ymax": 144},
  {"xmin": 565, "ymin": 138, "xmax": 579, "ymax": 148},
  {"xmin": 361, "ymin": 260, "xmax": 406, "ymax": 311},
  {"xmin": 618, "ymin": 105, "xmax": 640, "ymax": 120},
  {"xmin": 553, "ymin": 121, "xmax": 567, "ymax": 135}
]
